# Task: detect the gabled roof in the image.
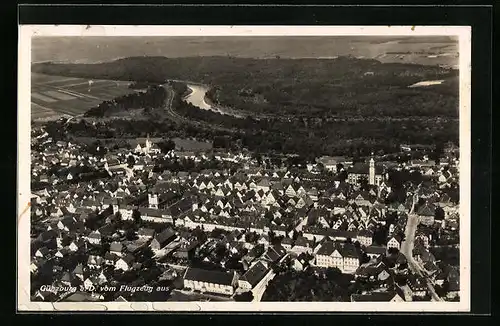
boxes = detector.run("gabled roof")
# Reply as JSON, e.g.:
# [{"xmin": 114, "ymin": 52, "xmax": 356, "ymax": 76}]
[
  {"xmin": 153, "ymin": 228, "xmax": 176, "ymax": 246},
  {"xmin": 239, "ymin": 261, "xmax": 269, "ymax": 287},
  {"xmin": 87, "ymin": 255, "xmax": 103, "ymax": 265},
  {"xmin": 408, "ymin": 275, "xmax": 427, "ymax": 291},
  {"xmin": 104, "ymin": 252, "xmax": 119, "ymax": 261},
  {"xmin": 110, "ymin": 242, "xmax": 123, "ymax": 252},
  {"xmin": 88, "ymin": 231, "xmax": 101, "ymax": 239},
  {"xmin": 72, "ymin": 263, "xmax": 84, "ymax": 275},
  {"xmin": 183, "ymin": 267, "xmax": 235, "ymax": 286},
  {"xmin": 137, "ymin": 228, "xmax": 155, "ymax": 237},
  {"xmin": 417, "ymin": 203, "xmax": 435, "ymax": 217},
  {"xmin": 119, "ymin": 254, "xmax": 135, "ymax": 265},
  {"xmin": 351, "ymin": 290, "xmax": 403, "ymax": 302},
  {"xmin": 294, "ymin": 236, "xmax": 312, "ymax": 248},
  {"xmin": 341, "ymin": 243, "xmax": 359, "ymax": 258}
]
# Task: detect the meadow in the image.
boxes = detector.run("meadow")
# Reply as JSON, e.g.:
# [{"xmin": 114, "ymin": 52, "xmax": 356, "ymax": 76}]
[{"xmin": 31, "ymin": 73, "xmax": 137, "ymax": 120}]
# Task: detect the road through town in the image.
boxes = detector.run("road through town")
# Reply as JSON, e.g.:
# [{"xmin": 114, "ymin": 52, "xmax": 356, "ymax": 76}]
[{"xmin": 400, "ymin": 191, "xmax": 443, "ymax": 302}]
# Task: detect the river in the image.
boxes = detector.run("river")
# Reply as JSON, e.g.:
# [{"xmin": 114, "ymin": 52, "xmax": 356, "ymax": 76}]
[{"xmin": 184, "ymin": 84, "xmax": 245, "ymax": 118}]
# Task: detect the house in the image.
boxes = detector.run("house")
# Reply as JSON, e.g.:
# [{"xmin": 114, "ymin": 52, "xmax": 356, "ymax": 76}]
[
  {"xmin": 137, "ymin": 228, "xmax": 155, "ymax": 239},
  {"xmin": 257, "ymin": 235, "xmax": 270, "ymax": 247},
  {"xmin": 68, "ymin": 240, "xmax": 81, "ymax": 252},
  {"xmin": 291, "ymin": 236, "xmax": 314, "ymax": 255},
  {"xmin": 57, "ymin": 216, "xmax": 77, "ymax": 232},
  {"xmin": 281, "ymin": 237, "xmax": 294, "ymax": 251},
  {"xmin": 183, "ymin": 267, "xmax": 238, "ymax": 296},
  {"xmin": 33, "ymin": 289, "xmax": 58, "ymax": 302},
  {"xmin": 315, "ymin": 241, "xmax": 360, "ymax": 274},
  {"xmin": 417, "ymin": 203, "xmax": 436, "ymax": 226},
  {"xmin": 150, "ymin": 228, "xmax": 177, "ymax": 251},
  {"xmin": 60, "ymin": 271, "xmax": 74, "ymax": 286},
  {"xmin": 357, "ymin": 229, "xmax": 374, "ymax": 247},
  {"xmin": 387, "ymin": 235, "xmax": 402, "ymax": 250},
  {"xmin": 262, "ymin": 245, "xmax": 287, "ymax": 263},
  {"xmin": 174, "ymin": 240, "xmax": 199, "ymax": 260},
  {"xmin": 408, "ymin": 275, "xmax": 428, "ymax": 298},
  {"xmin": 256, "ymin": 178, "xmax": 271, "ymax": 193},
  {"xmin": 87, "ymin": 231, "xmax": 102, "ymax": 245},
  {"xmin": 351, "ymin": 289, "xmax": 405, "ymax": 302},
  {"xmin": 237, "ymin": 261, "xmax": 270, "ymax": 291},
  {"xmin": 35, "ymin": 247, "xmax": 50, "ymax": 258},
  {"xmin": 87, "ymin": 255, "xmax": 104, "ymax": 269},
  {"xmin": 292, "ymin": 252, "xmax": 313, "ymax": 271},
  {"xmin": 241, "ymin": 244, "xmax": 266, "ymax": 268},
  {"xmin": 115, "ymin": 254, "xmax": 135, "ymax": 271},
  {"xmin": 316, "ymin": 156, "xmax": 341, "ymax": 173},
  {"xmin": 55, "ymin": 248, "xmax": 70, "ymax": 258},
  {"xmin": 109, "ymin": 242, "xmax": 123, "ymax": 257},
  {"xmin": 446, "ymin": 267, "xmax": 460, "ymax": 299},
  {"xmin": 347, "ymin": 159, "xmax": 384, "ymax": 186},
  {"xmin": 104, "ymin": 252, "xmax": 120, "ymax": 266},
  {"xmin": 83, "ymin": 274, "xmax": 107, "ymax": 290},
  {"xmin": 72, "ymin": 263, "xmax": 84, "ymax": 280}
]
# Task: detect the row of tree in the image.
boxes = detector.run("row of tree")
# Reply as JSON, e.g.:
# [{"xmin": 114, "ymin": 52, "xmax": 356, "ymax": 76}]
[{"xmin": 85, "ymin": 85, "xmax": 167, "ymax": 117}]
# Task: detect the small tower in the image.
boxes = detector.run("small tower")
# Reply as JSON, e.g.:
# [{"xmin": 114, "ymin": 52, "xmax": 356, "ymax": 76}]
[
  {"xmin": 145, "ymin": 134, "xmax": 152, "ymax": 153},
  {"xmin": 112, "ymin": 198, "xmax": 119, "ymax": 214},
  {"xmin": 369, "ymin": 154, "xmax": 375, "ymax": 186},
  {"xmin": 148, "ymin": 192, "xmax": 158, "ymax": 209}
]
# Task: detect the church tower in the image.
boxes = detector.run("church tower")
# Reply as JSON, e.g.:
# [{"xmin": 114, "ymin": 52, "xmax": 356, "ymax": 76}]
[
  {"xmin": 148, "ymin": 192, "xmax": 158, "ymax": 209},
  {"xmin": 369, "ymin": 154, "xmax": 375, "ymax": 186},
  {"xmin": 144, "ymin": 133, "xmax": 152, "ymax": 154}
]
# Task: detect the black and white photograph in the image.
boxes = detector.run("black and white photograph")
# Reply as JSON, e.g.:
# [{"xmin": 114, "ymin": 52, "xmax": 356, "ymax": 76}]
[{"xmin": 17, "ymin": 25, "xmax": 471, "ymax": 312}]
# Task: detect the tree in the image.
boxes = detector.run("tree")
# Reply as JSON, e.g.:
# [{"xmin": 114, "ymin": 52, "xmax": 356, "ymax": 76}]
[
  {"xmin": 361, "ymin": 253, "xmax": 370, "ymax": 264},
  {"xmin": 132, "ymin": 209, "xmax": 141, "ymax": 224},
  {"xmin": 338, "ymin": 170, "xmax": 348, "ymax": 182},
  {"xmin": 388, "ymin": 247, "xmax": 400, "ymax": 256},
  {"xmin": 431, "ymin": 142, "xmax": 444, "ymax": 165},
  {"xmin": 373, "ymin": 225, "xmax": 388, "ymax": 246},
  {"xmin": 325, "ymin": 267, "xmax": 342, "ymax": 280},
  {"xmin": 434, "ymin": 206, "xmax": 445, "ymax": 220},
  {"xmin": 234, "ymin": 291, "xmax": 254, "ymax": 302},
  {"xmin": 127, "ymin": 155, "xmax": 135, "ymax": 168},
  {"xmin": 359, "ymin": 176, "xmax": 369, "ymax": 191}
]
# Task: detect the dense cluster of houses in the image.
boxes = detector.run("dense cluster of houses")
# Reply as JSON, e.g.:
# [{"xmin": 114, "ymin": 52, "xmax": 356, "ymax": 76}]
[{"xmin": 29, "ymin": 125, "xmax": 460, "ymax": 302}]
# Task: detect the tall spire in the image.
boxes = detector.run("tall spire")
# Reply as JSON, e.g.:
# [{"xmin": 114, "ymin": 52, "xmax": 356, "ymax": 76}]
[
  {"xmin": 145, "ymin": 133, "xmax": 151, "ymax": 151},
  {"xmin": 369, "ymin": 152, "xmax": 375, "ymax": 185}
]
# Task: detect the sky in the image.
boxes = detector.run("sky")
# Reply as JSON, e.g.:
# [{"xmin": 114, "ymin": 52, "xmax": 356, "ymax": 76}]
[{"xmin": 31, "ymin": 36, "xmax": 459, "ymax": 67}]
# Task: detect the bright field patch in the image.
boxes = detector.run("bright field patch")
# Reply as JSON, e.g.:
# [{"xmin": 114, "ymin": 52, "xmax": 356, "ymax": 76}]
[
  {"xmin": 32, "ymin": 92, "xmax": 58, "ymax": 103},
  {"xmin": 31, "ymin": 73, "xmax": 138, "ymax": 120},
  {"xmin": 43, "ymin": 90, "xmax": 77, "ymax": 101}
]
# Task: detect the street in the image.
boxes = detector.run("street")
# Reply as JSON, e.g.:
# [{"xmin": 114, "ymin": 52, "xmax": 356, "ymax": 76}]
[
  {"xmin": 400, "ymin": 191, "xmax": 443, "ymax": 302},
  {"xmin": 251, "ymin": 270, "xmax": 276, "ymax": 302}
]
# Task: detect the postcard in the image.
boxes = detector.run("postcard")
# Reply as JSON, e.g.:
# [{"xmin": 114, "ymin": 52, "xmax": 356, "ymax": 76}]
[{"xmin": 18, "ymin": 25, "xmax": 471, "ymax": 312}]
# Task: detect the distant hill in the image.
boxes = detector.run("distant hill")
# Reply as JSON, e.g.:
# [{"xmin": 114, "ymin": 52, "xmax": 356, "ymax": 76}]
[{"xmin": 32, "ymin": 55, "xmax": 459, "ymax": 118}]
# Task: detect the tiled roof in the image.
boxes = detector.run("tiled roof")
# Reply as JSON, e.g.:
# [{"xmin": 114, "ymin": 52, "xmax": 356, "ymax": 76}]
[{"xmin": 183, "ymin": 267, "xmax": 235, "ymax": 286}]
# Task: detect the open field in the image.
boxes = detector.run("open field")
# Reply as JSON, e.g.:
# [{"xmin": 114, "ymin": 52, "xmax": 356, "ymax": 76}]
[{"xmin": 31, "ymin": 73, "xmax": 137, "ymax": 120}]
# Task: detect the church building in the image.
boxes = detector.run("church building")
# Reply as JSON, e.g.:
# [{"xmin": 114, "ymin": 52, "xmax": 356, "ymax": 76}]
[
  {"xmin": 347, "ymin": 156, "xmax": 384, "ymax": 186},
  {"xmin": 134, "ymin": 135, "xmax": 161, "ymax": 155}
]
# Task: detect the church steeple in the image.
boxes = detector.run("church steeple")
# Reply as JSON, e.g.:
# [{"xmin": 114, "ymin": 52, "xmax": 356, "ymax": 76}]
[
  {"xmin": 145, "ymin": 133, "xmax": 151, "ymax": 152},
  {"xmin": 369, "ymin": 152, "xmax": 375, "ymax": 186}
]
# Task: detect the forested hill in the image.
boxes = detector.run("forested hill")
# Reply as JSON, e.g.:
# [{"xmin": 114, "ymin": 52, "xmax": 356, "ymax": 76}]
[{"xmin": 32, "ymin": 56, "xmax": 459, "ymax": 118}]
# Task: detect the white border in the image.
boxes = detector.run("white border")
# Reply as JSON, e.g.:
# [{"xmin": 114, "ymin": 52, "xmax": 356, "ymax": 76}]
[{"xmin": 18, "ymin": 25, "xmax": 471, "ymax": 312}]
